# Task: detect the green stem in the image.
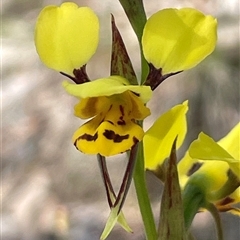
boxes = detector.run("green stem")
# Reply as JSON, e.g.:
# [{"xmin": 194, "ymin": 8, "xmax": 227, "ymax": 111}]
[
  {"xmin": 118, "ymin": 1, "xmax": 155, "ymax": 238},
  {"xmin": 133, "ymin": 141, "xmax": 157, "ymax": 240},
  {"xmin": 118, "ymin": 0, "xmax": 146, "ymax": 42},
  {"xmin": 182, "ymin": 184, "xmax": 205, "ymax": 230},
  {"xmin": 118, "ymin": 0, "xmax": 149, "ymax": 83},
  {"xmin": 205, "ymin": 202, "xmax": 224, "ymax": 240}
]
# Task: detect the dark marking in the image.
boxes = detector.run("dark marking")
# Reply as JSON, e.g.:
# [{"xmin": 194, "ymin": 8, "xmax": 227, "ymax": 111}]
[
  {"xmin": 73, "ymin": 140, "xmax": 79, "ymax": 150},
  {"xmin": 103, "ymin": 130, "xmax": 129, "ymax": 143},
  {"xmin": 117, "ymin": 120, "xmax": 126, "ymax": 125},
  {"xmin": 73, "ymin": 65, "xmax": 90, "ymax": 84},
  {"xmin": 130, "ymin": 91, "xmax": 140, "ymax": 97},
  {"xmin": 108, "ymin": 104, "xmax": 113, "ymax": 111},
  {"xmin": 117, "ymin": 105, "xmax": 126, "ymax": 125},
  {"xmin": 187, "ymin": 162, "xmax": 203, "ymax": 176},
  {"xmin": 117, "ymin": 117, "xmax": 126, "ymax": 125},
  {"xmin": 106, "ymin": 120, "xmax": 114, "ymax": 125},
  {"xmin": 133, "ymin": 137, "xmax": 139, "ymax": 145},
  {"xmin": 218, "ymin": 197, "xmax": 235, "ymax": 206},
  {"xmin": 119, "ymin": 105, "xmax": 124, "ymax": 116},
  {"xmin": 60, "ymin": 65, "xmax": 90, "ymax": 84},
  {"xmin": 144, "ymin": 63, "xmax": 182, "ymax": 90},
  {"xmin": 60, "ymin": 71, "xmax": 77, "ymax": 82},
  {"xmin": 79, "ymin": 132, "xmax": 98, "ymax": 141}
]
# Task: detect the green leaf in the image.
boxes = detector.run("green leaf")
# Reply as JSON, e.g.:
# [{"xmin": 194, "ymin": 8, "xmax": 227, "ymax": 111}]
[
  {"xmin": 158, "ymin": 138, "xmax": 188, "ymax": 240},
  {"xmin": 111, "ymin": 15, "xmax": 138, "ymax": 85},
  {"xmin": 118, "ymin": 0, "xmax": 148, "ymax": 83},
  {"xmin": 100, "ymin": 203, "xmax": 133, "ymax": 240},
  {"xmin": 100, "ymin": 207, "xmax": 119, "ymax": 240},
  {"xmin": 118, "ymin": 0, "xmax": 146, "ymax": 42}
]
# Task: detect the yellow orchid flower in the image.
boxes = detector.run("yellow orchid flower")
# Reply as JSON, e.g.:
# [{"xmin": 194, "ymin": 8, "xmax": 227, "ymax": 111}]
[
  {"xmin": 34, "ymin": 2, "xmax": 99, "ymax": 76},
  {"xmin": 144, "ymin": 101, "xmax": 188, "ymax": 171},
  {"xmin": 63, "ymin": 76, "xmax": 152, "ymax": 156},
  {"xmin": 178, "ymin": 123, "xmax": 240, "ymax": 215},
  {"xmin": 142, "ymin": 8, "xmax": 217, "ymax": 75},
  {"xmin": 35, "ymin": 3, "xmax": 152, "ymax": 157}
]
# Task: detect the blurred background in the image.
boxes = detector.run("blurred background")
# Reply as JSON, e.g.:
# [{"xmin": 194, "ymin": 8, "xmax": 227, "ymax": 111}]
[{"xmin": 2, "ymin": 0, "xmax": 239, "ymax": 239}]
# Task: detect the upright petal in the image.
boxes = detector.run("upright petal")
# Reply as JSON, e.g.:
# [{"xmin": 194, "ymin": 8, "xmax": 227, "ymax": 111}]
[
  {"xmin": 144, "ymin": 101, "xmax": 188, "ymax": 170},
  {"xmin": 218, "ymin": 122, "xmax": 240, "ymax": 160},
  {"xmin": 142, "ymin": 8, "xmax": 217, "ymax": 74},
  {"xmin": 189, "ymin": 130, "xmax": 240, "ymax": 178},
  {"xmin": 35, "ymin": 2, "xmax": 99, "ymax": 75}
]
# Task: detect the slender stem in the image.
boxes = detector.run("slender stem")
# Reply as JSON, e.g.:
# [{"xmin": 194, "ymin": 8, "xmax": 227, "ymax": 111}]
[
  {"xmin": 118, "ymin": 0, "xmax": 149, "ymax": 83},
  {"xmin": 118, "ymin": 0, "xmax": 146, "ymax": 42},
  {"xmin": 205, "ymin": 202, "xmax": 224, "ymax": 240},
  {"xmin": 117, "ymin": 2, "xmax": 156, "ymax": 238},
  {"xmin": 133, "ymin": 141, "xmax": 157, "ymax": 240}
]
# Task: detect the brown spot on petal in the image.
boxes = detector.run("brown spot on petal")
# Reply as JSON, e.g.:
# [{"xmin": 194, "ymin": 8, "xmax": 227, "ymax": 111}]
[
  {"xmin": 218, "ymin": 196, "xmax": 235, "ymax": 206},
  {"xmin": 117, "ymin": 116, "xmax": 126, "ymax": 125},
  {"xmin": 106, "ymin": 120, "xmax": 114, "ymax": 125},
  {"xmin": 73, "ymin": 140, "xmax": 79, "ymax": 150},
  {"xmin": 119, "ymin": 105, "xmax": 124, "ymax": 116},
  {"xmin": 79, "ymin": 132, "xmax": 98, "ymax": 141},
  {"xmin": 131, "ymin": 91, "xmax": 140, "ymax": 97},
  {"xmin": 117, "ymin": 105, "xmax": 126, "ymax": 125},
  {"xmin": 103, "ymin": 130, "xmax": 129, "ymax": 143},
  {"xmin": 187, "ymin": 162, "xmax": 203, "ymax": 176},
  {"xmin": 117, "ymin": 119, "xmax": 126, "ymax": 125}
]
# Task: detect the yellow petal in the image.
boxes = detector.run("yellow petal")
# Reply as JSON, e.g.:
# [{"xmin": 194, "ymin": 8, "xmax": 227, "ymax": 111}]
[
  {"xmin": 73, "ymin": 101, "xmax": 146, "ymax": 156},
  {"xmin": 185, "ymin": 161, "xmax": 229, "ymax": 198},
  {"xmin": 73, "ymin": 117, "xmax": 143, "ymax": 156},
  {"xmin": 142, "ymin": 8, "xmax": 217, "ymax": 74},
  {"xmin": 177, "ymin": 152, "xmax": 229, "ymax": 196},
  {"xmin": 74, "ymin": 91, "xmax": 150, "ymax": 120},
  {"xmin": 216, "ymin": 187, "xmax": 240, "ymax": 213},
  {"xmin": 177, "ymin": 151, "xmax": 198, "ymax": 189},
  {"xmin": 74, "ymin": 96, "xmax": 111, "ymax": 119},
  {"xmin": 62, "ymin": 76, "xmax": 152, "ymax": 103},
  {"xmin": 189, "ymin": 132, "xmax": 240, "ymax": 178},
  {"xmin": 218, "ymin": 122, "xmax": 240, "ymax": 160},
  {"xmin": 127, "ymin": 92, "xmax": 151, "ymax": 120},
  {"xmin": 144, "ymin": 101, "xmax": 188, "ymax": 170},
  {"xmin": 35, "ymin": 2, "xmax": 99, "ymax": 75}
]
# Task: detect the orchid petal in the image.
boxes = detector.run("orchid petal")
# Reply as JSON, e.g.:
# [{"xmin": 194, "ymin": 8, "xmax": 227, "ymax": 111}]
[
  {"xmin": 142, "ymin": 8, "xmax": 217, "ymax": 74},
  {"xmin": 144, "ymin": 101, "xmax": 188, "ymax": 170},
  {"xmin": 35, "ymin": 2, "xmax": 99, "ymax": 75},
  {"xmin": 62, "ymin": 76, "xmax": 152, "ymax": 103}
]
